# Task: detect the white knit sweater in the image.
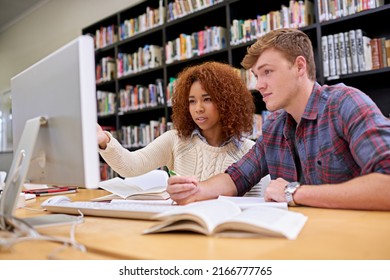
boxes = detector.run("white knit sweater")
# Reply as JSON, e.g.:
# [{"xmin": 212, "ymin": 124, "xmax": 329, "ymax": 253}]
[{"xmin": 99, "ymin": 129, "xmax": 255, "ymax": 181}]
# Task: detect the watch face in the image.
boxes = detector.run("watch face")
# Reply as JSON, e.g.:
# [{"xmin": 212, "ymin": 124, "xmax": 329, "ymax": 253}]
[
  {"xmin": 288, "ymin": 182, "xmax": 299, "ymax": 190},
  {"xmin": 285, "ymin": 182, "xmax": 300, "ymax": 206},
  {"xmin": 286, "ymin": 182, "xmax": 300, "ymax": 194}
]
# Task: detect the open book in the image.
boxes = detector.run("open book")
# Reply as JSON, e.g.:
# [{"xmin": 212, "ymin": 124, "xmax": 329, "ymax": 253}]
[
  {"xmin": 92, "ymin": 169, "xmax": 170, "ymax": 201},
  {"xmin": 144, "ymin": 199, "xmax": 307, "ymax": 240}
]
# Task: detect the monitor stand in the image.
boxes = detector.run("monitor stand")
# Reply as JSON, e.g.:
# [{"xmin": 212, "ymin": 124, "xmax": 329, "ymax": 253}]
[{"xmin": 0, "ymin": 116, "xmax": 49, "ymax": 231}]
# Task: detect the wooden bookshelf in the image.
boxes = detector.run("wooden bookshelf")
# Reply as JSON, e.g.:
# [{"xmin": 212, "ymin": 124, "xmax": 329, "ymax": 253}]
[{"xmin": 83, "ymin": 0, "xmax": 390, "ymax": 151}]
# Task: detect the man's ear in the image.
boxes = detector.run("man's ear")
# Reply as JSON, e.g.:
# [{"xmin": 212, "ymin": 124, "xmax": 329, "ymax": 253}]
[{"xmin": 296, "ymin": 56, "xmax": 306, "ymax": 75}]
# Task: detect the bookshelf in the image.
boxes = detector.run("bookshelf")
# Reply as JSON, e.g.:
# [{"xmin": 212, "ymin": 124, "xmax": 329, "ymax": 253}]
[{"xmin": 83, "ymin": 0, "xmax": 390, "ymax": 176}]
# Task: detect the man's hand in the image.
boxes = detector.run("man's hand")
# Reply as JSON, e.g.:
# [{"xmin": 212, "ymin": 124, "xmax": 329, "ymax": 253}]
[
  {"xmin": 167, "ymin": 175, "xmax": 199, "ymax": 205},
  {"xmin": 264, "ymin": 177, "xmax": 289, "ymax": 202}
]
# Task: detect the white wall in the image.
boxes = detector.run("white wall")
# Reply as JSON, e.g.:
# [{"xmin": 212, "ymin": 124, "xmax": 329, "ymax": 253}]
[
  {"xmin": 0, "ymin": 0, "xmax": 143, "ymax": 171},
  {"xmin": 0, "ymin": 0, "xmax": 143, "ymax": 92}
]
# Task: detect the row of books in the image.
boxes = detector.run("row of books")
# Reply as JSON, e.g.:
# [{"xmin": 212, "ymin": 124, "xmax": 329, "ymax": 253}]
[
  {"xmin": 230, "ymin": 0, "xmax": 313, "ymax": 46},
  {"xmin": 234, "ymin": 68, "xmax": 257, "ymax": 91},
  {"xmin": 165, "ymin": 26, "xmax": 227, "ymax": 64},
  {"xmin": 118, "ymin": 79, "xmax": 165, "ymax": 113},
  {"xmin": 93, "ymin": 0, "xmax": 224, "ymax": 50},
  {"xmin": 318, "ymin": 0, "xmax": 384, "ymax": 23},
  {"xmin": 116, "ymin": 45, "xmax": 163, "ymax": 78},
  {"xmin": 166, "ymin": 0, "xmax": 224, "ymax": 22},
  {"xmin": 101, "ymin": 107, "xmax": 267, "ymax": 153},
  {"xmin": 99, "ymin": 125, "xmax": 119, "ymax": 180},
  {"xmin": 121, "ymin": 118, "xmax": 173, "ymax": 149},
  {"xmin": 93, "ymin": 25, "xmax": 118, "ymax": 50},
  {"xmin": 118, "ymin": 0, "xmax": 165, "ymax": 41},
  {"xmin": 371, "ymin": 38, "xmax": 390, "ymax": 70},
  {"xmin": 166, "ymin": 77, "xmax": 176, "ymax": 107},
  {"xmin": 100, "ymin": 67, "xmax": 257, "ymax": 117},
  {"xmin": 96, "ymin": 56, "xmax": 115, "ymax": 83},
  {"xmin": 100, "ymin": 162, "xmax": 116, "ymax": 181},
  {"xmin": 99, "ymin": 25, "xmax": 227, "ymax": 82},
  {"xmin": 97, "ymin": 90, "xmax": 116, "ymax": 116},
  {"xmin": 322, "ymin": 29, "xmax": 390, "ymax": 78},
  {"xmin": 119, "ymin": 111, "xmax": 268, "ymax": 149}
]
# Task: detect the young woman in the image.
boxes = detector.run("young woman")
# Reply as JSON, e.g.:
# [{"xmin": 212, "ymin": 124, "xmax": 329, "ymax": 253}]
[{"xmin": 97, "ymin": 61, "xmax": 256, "ymax": 181}]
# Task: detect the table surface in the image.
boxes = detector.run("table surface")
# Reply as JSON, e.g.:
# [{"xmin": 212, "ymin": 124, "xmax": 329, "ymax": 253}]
[{"xmin": 2, "ymin": 189, "xmax": 390, "ymax": 260}]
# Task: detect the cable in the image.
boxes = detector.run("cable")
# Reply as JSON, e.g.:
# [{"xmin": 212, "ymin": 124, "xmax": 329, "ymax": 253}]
[{"xmin": 0, "ymin": 213, "xmax": 86, "ymax": 256}]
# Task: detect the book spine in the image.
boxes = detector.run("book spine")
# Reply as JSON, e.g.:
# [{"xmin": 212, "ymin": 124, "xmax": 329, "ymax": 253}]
[
  {"xmin": 363, "ymin": 36, "xmax": 372, "ymax": 71},
  {"xmin": 349, "ymin": 29, "xmax": 359, "ymax": 73},
  {"xmin": 334, "ymin": 33, "xmax": 341, "ymax": 75},
  {"xmin": 385, "ymin": 39, "xmax": 390, "ymax": 67},
  {"xmin": 328, "ymin": 34, "xmax": 337, "ymax": 77},
  {"xmin": 370, "ymin": 38, "xmax": 380, "ymax": 70},
  {"xmin": 356, "ymin": 29, "xmax": 366, "ymax": 72},
  {"xmin": 380, "ymin": 37, "xmax": 387, "ymax": 68},
  {"xmin": 338, "ymin": 32, "xmax": 348, "ymax": 75},
  {"xmin": 321, "ymin": 35, "xmax": 329, "ymax": 77},
  {"xmin": 344, "ymin": 32, "xmax": 352, "ymax": 74}
]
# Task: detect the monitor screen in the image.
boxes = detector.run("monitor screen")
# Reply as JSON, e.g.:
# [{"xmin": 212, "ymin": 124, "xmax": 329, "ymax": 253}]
[
  {"xmin": 0, "ymin": 35, "xmax": 100, "ymax": 224},
  {"xmin": 11, "ymin": 35, "xmax": 100, "ymax": 188}
]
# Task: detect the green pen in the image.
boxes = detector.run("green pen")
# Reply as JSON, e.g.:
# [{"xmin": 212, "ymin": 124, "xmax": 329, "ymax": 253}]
[{"xmin": 168, "ymin": 169, "xmax": 179, "ymax": 176}]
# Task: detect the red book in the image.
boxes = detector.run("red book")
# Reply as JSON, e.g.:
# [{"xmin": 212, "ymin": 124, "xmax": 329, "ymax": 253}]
[{"xmin": 23, "ymin": 186, "xmax": 77, "ymax": 196}]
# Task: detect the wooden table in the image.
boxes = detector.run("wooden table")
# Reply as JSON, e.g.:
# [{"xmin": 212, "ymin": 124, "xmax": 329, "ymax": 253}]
[{"xmin": 2, "ymin": 189, "xmax": 390, "ymax": 260}]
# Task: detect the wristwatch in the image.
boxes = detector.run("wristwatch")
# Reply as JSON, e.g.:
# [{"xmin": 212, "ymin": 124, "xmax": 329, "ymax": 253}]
[{"xmin": 284, "ymin": 182, "xmax": 301, "ymax": 206}]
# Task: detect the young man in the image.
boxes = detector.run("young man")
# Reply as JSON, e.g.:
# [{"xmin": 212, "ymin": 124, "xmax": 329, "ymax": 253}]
[{"xmin": 167, "ymin": 28, "xmax": 390, "ymax": 210}]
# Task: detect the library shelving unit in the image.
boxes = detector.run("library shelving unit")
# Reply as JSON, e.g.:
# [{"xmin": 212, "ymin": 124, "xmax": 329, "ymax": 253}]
[{"xmin": 83, "ymin": 0, "xmax": 390, "ymax": 167}]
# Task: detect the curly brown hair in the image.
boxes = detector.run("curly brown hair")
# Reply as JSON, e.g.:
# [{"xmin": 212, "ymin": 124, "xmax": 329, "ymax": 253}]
[{"xmin": 172, "ymin": 61, "xmax": 254, "ymax": 141}]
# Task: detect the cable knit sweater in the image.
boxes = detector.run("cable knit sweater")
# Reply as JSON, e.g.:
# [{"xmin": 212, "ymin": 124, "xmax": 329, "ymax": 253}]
[{"xmin": 99, "ymin": 129, "xmax": 255, "ymax": 181}]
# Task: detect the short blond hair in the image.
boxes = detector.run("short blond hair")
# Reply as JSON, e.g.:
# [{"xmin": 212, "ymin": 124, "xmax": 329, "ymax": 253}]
[{"xmin": 241, "ymin": 28, "xmax": 316, "ymax": 81}]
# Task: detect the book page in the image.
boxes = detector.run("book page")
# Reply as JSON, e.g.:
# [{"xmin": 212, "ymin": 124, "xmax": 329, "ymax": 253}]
[
  {"xmin": 144, "ymin": 215, "xmax": 211, "ymax": 235},
  {"xmin": 92, "ymin": 191, "xmax": 170, "ymax": 202},
  {"xmin": 110, "ymin": 198, "xmax": 174, "ymax": 205},
  {"xmin": 97, "ymin": 177, "xmax": 142, "ymax": 198},
  {"xmin": 213, "ymin": 206, "xmax": 307, "ymax": 240},
  {"xmin": 97, "ymin": 170, "xmax": 168, "ymax": 199},
  {"xmin": 123, "ymin": 169, "xmax": 168, "ymax": 190},
  {"xmin": 218, "ymin": 195, "xmax": 288, "ymax": 210},
  {"xmin": 148, "ymin": 199, "xmax": 242, "ymax": 234}
]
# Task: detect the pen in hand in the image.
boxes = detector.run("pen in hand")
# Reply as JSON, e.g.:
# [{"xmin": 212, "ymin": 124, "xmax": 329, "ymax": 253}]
[
  {"xmin": 168, "ymin": 169, "xmax": 176, "ymax": 204},
  {"xmin": 168, "ymin": 169, "xmax": 180, "ymax": 177}
]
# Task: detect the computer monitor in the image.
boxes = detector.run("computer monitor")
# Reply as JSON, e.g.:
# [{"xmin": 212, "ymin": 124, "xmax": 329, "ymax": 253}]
[{"xmin": 0, "ymin": 35, "xmax": 100, "ymax": 230}]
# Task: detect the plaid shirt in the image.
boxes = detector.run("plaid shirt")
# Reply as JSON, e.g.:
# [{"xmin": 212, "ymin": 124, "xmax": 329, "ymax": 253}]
[{"xmin": 226, "ymin": 82, "xmax": 390, "ymax": 196}]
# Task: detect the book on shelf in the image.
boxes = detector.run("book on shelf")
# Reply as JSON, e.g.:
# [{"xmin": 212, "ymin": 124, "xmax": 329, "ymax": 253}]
[
  {"xmin": 327, "ymin": 34, "xmax": 336, "ymax": 77},
  {"xmin": 334, "ymin": 33, "xmax": 341, "ymax": 75},
  {"xmin": 93, "ymin": 169, "xmax": 169, "ymax": 202},
  {"xmin": 371, "ymin": 38, "xmax": 382, "ymax": 70},
  {"xmin": 100, "ymin": 162, "xmax": 115, "ymax": 181},
  {"xmin": 338, "ymin": 32, "xmax": 348, "ymax": 75},
  {"xmin": 385, "ymin": 39, "xmax": 390, "ymax": 67},
  {"xmin": 380, "ymin": 37, "xmax": 388, "ymax": 68},
  {"xmin": 349, "ymin": 29, "xmax": 359, "ymax": 73},
  {"xmin": 144, "ymin": 199, "xmax": 308, "ymax": 240},
  {"xmin": 344, "ymin": 31, "xmax": 353, "ymax": 74},
  {"xmin": 363, "ymin": 35, "xmax": 373, "ymax": 71},
  {"xmin": 321, "ymin": 35, "xmax": 329, "ymax": 77},
  {"xmin": 150, "ymin": 45, "xmax": 162, "ymax": 68},
  {"xmin": 355, "ymin": 29, "xmax": 366, "ymax": 72}
]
